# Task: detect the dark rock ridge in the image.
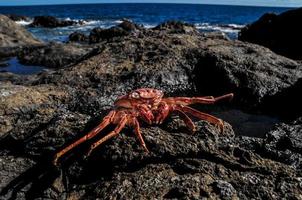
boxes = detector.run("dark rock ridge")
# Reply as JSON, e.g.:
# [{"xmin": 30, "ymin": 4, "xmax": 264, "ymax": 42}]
[
  {"xmin": 1, "ymin": 20, "xmax": 302, "ymax": 199},
  {"xmin": 17, "ymin": 42, "xmax": 93, "ymax": 68},
  {"xmin": 153, "ymin": 20, "xmax": 199, "ymax": 34},
  {"xmin": 239, "ymin": 7, "xmax": 302, "ymax": 60},
  {"xmin": 29, "ymin": 16, "xmax": 78, "ymax": 28},
  {"xmin": 190, "ymin": 39, "xmax": 301, "ymax": 112},
  {"xmin": 89, "ymin": 20, "xmax": 142, "ymax": 43},
  {"xmin": 4, "ymin": 14, "xmax": 31, "ymax": 22},
  {"xmin": 68, "ymin": 20, "xmax": 143, "ymax": 44},
  {"xmin": 68, "ymin": 32, "xmax": 88, "ymax": 43},
  {"xmin": 118, "ymin": 19, "xmax": 143, "ymax": 32},
  {"xmin": 0, "ymin": 14, "xmax": 42, "ymax": 57},
  {"xmin": 89, "ymin": 27, "xmax": 129, "ymax": 43}
]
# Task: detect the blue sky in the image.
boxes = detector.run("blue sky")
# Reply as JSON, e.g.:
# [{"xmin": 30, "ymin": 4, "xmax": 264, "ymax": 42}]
[{"xmin": 0, "ymin": 0, "xmax": 301, "ymax": 7}]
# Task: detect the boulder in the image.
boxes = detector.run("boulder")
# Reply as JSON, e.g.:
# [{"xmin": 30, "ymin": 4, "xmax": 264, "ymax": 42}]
[
  {"xmin": 88, "ymin": 21, "xmax": 143, "ymax": 43},
  {"xmin": 190, "ymin": 39, "xmax": 302, "ymax": 112},
  {"xmin": 118, "ymin": 20, "xmax": 143, "ymax": 32},
  {"xmin": 29, "ymin": 16, "xmax": 77, "ymax": 28},
  {"xmin": 0, "ymin": 15, "xmax": 42, "ymax": 57},
  {"xmin": 68, "ymin": 32, "xmax": 88, "ymax": 43},
  {"xmin": 239, "ymin": 7, "xmax": 302, "ymax": 60},
  {"xmin": 89, "ymin": 27, "xmax": 129, "ymax": 43},
  {"xmin": 153, "ymin": 20, "xmax": 199, "ymax": 34}
]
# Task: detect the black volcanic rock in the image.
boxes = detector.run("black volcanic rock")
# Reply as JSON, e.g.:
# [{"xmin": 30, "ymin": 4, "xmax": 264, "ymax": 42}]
[
  {"xmin": 89, "ymin": 27, "xmax": 129, "ymax": 43},
  {"xmin": 190, "ymin": 39, "xmax": 302, "ymax": 112},
  {"xmin": 261, "ymin": 77, "xmax": 302, "ymax": 118},
  {"xmin": 29, "ymin": 16, "xmax": 77, "ymax": 28},
  {"xmin": 88, "ymin": 21, "xmax": 142, "ymax": 44},
  {"xmin": 118, "ymin": 20, "xmax": 143, "ymax": 32},
  {"xmin": 5, "ymin": 14, "xmax": 30, "ymax": 22},
  {"xmin": 32, "ymin": 23, "xmax": 302, "ymax": 112},
  {"xmin": 1, "ymin": 20, "xmax": 302, "ymax": 199},
  {"xmin": 17, "ymin": 42, "xmax": 93, "ymax": 68},
  {"xmin": 69, "ymin": 32, "xmax": 88, "ymax": 43},
  {"xmin": 263, "ymin": 117, "xmax": 302, "ymax": 169},
  {"xmin": 1, "ymin": 83, "xmax": 301, "ymax": 199},
  {"xmin": 153, "ymin": 20, "xmax": 199, "ymax": 34},
  {"xmin": 69, "ymin": 20, "xmax": 142, "ymax": 44},
  {"xmin": 239, "ymin": 7, "xmax": 302, "ymax": 60}
]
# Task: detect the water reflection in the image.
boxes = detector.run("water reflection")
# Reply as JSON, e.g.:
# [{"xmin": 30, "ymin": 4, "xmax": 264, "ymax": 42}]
[{"xmin": 0, "ymin": 57, "xmax": 46, "ymax": 75}]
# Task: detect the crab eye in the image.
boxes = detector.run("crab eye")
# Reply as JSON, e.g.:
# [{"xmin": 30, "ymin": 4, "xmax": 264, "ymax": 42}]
[{"xmin": 131, "ymin": 92, "xmax": 140, "ymax": 99}]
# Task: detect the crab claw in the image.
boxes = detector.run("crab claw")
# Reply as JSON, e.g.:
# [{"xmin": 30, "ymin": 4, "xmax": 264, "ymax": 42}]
[
  {"xmin": 137, "ymin": 105, "xmax": 154, "ymax": 125},
  {"xmin": 154, "ymin": 102, "xmax": 170, "ymax": 124}
]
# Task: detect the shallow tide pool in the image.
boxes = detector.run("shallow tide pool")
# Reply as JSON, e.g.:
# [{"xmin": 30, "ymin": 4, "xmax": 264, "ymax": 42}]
[{"xmin": 0, "ymin": 57, "xmax": 46, "ymax": 75}]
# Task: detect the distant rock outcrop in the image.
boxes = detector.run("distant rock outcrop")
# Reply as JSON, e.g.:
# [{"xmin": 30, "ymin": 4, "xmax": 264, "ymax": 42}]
[
  {"xmin": 69, "ymin": 32, "xmax": 88, "ymax": 43},
  {"xmin": 89, "ymin": 20, "xmax": 141, "ymax": 43},
  {"xmin": 239, "ymin": 7, "xmax": 302, "ymax": 60},
  {"xmin": 117, "ymin": 20, "xmax": 143, "ymax": 32},
  {"xmin": 29, "ymin": 16, "xmax": 77, "ymax": 28},
  {"xmin": 153, "ymin": 20, "xmax": 199, "ymax": 34},
  {"xmin": 4, "ymin": 14, "xmax": 31, "ymax": 22}
]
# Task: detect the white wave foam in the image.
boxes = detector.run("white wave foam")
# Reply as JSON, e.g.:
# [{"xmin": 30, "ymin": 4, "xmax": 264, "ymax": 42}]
[
  {"xmin": 114, "ymin": 20, "xmax": 124, "ymax": 24},
  {"xmin": 227, "ymin": 24, "xmax": 245, "ymax": 29},
  {"xmin": 15, "ymin": 20, "xmax": 33, "ymax": 26},
  {"xmin": 195, "ymin": 23, "xmax": 243, "ymax": 33},
  {"xmin": 143, "ymin": 24, "xmax": 156, "ymax": 29},
  {"xmin": 82, "ymin": 20, "xmax": 100, "ymax": 25}
]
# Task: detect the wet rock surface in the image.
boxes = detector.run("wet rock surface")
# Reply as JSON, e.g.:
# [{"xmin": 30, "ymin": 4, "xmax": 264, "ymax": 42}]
[
  {"xmin": 239, "ymin": 7, "xmax": 302, "ymax": 60},
  {"xmin": 1, "ymin": 20, "xmax": 302, "ymax": 199}
]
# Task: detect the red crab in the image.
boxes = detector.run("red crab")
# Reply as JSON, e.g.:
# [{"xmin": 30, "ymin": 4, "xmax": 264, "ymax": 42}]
[{"xmin": 53, "ymin": 88, "xmax": 233, "ymax": 165}]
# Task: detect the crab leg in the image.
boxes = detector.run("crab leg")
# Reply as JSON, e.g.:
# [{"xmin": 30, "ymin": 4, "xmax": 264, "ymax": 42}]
[
  {"xmin": 86, "ymin": 114, "xmax": 128, "ymax": 156},
  {"xmin": 214, "ymin": 93, "xmax": 234, "ymax": 102},
  {"xmin": 172, "ymin": 108, "xmax": 196, "ymax": 132},
  {"xmin": 132, "ymin": 117, "xmax": 149, "ymax": 152},
  {"xmin": 53, "ymin": 110, "xmax": 116, "ymax": 165},
  {"xmin": 163, "ymin": 93, "xmax": 233, "ymax": 106},
  {"xmin": 177, "ymin": 105, "xmax": 224, "ymax": 132}
]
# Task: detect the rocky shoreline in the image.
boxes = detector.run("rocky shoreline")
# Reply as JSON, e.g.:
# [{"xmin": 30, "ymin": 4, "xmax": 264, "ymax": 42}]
[{"xmin": 1, "ymin": 8, "xmax": 302, "ymax": 200}]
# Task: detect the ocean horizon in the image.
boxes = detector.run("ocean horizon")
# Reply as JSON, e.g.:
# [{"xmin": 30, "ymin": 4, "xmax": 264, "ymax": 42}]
[{"xmin": 0, "ymin": 2, "xmax": 298, "ymax": 8}]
